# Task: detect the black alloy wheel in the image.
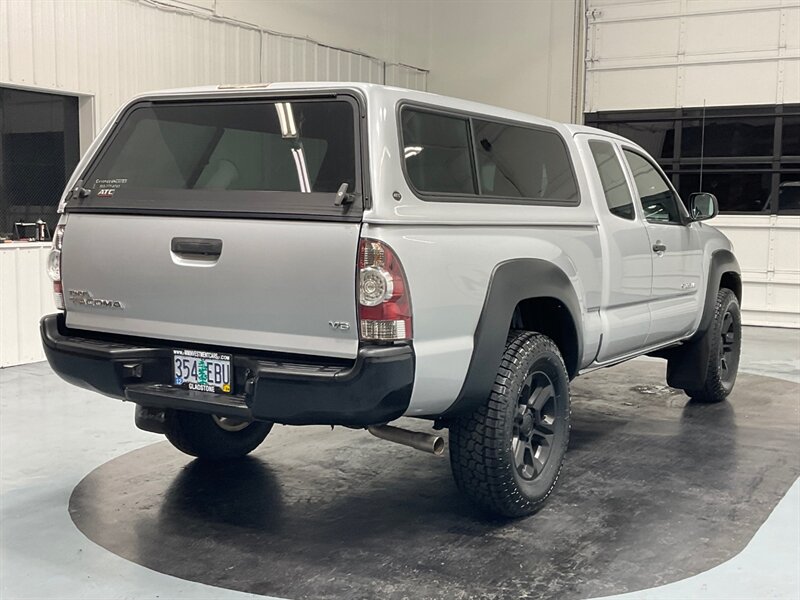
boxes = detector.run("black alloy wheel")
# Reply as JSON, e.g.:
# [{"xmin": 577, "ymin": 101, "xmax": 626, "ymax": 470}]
[
  {"xmin": 512, "ymin": 371, "xmax": 558, "ymax": 481},
  {"xmin": 449, "ymin": 331, "xmax": 570, "ymax": 518}
]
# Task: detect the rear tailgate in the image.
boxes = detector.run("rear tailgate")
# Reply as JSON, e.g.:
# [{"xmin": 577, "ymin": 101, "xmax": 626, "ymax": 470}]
[{"xmin": 61, "ymin": 93, "xmax": 364, "ymax": 359}]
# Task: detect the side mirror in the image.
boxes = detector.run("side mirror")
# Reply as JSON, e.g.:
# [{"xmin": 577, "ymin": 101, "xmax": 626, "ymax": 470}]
[{"xmin": 689, "ymin": 192, "xmax": 718, "ymax": 221}]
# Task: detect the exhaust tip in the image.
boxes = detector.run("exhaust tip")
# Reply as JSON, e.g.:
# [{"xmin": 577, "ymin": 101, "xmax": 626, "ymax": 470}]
[{"xmin": 367, "ymin": 424, "xmax": 446, "ymax": 456}]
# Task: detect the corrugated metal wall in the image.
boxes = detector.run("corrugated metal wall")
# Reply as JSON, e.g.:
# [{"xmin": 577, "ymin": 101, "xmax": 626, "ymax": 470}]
[
  {"xmin": 385, "ymin": 63, "xmax": 430, "ymax": 92},
  {"xmin": 585, "ymin": 0, "xmax": 800, "ymax": 328},
  {"xmin": 0, "ymin": 0, "xmax": 428, "ymax": 367},
  {"xmin": 0, "ymin": 0, "xmax": 428, "ymax": 131},
  {"xmin": 1, "ymin": 0, "xmax": 263, "ymax": 129}
]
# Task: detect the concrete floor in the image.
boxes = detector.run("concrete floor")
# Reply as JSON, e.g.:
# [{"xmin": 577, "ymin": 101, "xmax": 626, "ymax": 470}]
[{"xmin": 1, "ymin": 326, "xmax": 799, "ymax": 600}]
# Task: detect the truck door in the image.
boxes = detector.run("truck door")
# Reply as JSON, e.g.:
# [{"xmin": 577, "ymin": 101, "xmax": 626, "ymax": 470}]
[
  {"xmin": 579, "ymin": 136, "xmax": 652, "ymax": 362},
  {"xmin": 621, "ymin": 148, "xmax": 703, "ymax": 346}
]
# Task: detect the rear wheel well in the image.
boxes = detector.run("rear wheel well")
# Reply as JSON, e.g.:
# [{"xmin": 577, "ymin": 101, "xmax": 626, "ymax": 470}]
[
  {"xmin": 720, "ymin": 271, "xmax": 742, "ymax": 303},
  {"xmin": 511, "ymin": 298, "xmax": 579, "ymax": 379}
]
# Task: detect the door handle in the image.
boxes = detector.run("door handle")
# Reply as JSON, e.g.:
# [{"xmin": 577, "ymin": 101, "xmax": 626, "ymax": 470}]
[
  {"xmin": 652, "ymin": 242, "xmax": 667, "ymax": 254},
  {"xmin": 171, "ymin": 237, "xmax": 223, "ymax": 257}
]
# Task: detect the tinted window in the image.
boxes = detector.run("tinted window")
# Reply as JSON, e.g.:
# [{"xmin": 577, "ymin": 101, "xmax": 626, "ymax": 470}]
[
  {"xmin": 401, "ymin": 109, "xmax": 475, "ymax": 194},
  {"xmin": 589, "ymin": 140, "xmax": 635, "ymax": 220},
  {"xmin": 778, "ymin": 173, "xmax": 800, "ymax": 213},
  {"xmin": 681, "ymin": 116, "xmax": 774, "ymax": 158},
  {"xmin": 604, "ymin": 121, "xmax": 675, "ymax": 159},
  {"xmin": 473, "ymin": 120, "xmax": 578, "ymax": 201},
  {"xmin": 586, "ymin": 105, "xmax": 800, "ymax": 214},
  {"xmin": 679, "ymin": 169, "xmax": 772, "ymax": 213},
  {"xmin": 0, "ymin": 86, "xmax": 80, "ymax": 238},
  {"xmin": 87, "ymin": 100, "xmax": 355, "ymax": 195},
  {"xmin": 782, "ymin": 116, "xmax": 800, "ymax": 156},
  {"xmin": 623, "ymin": 150, "xmax": 683, "ymax": 224}
]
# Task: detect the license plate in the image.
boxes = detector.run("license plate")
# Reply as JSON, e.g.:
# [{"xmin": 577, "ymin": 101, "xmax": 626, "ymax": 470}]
[{"xmin": 173, "ymin": 349, "xmax": 232, "ymax": 394}]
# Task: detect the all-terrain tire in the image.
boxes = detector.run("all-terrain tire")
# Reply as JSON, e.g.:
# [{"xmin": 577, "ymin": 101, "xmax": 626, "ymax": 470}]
[
  {"xmin": 163, "ymin": 410, "xmax": 272, "ymax": 460},
  {"xmin": 685, "ymin": 288, "xmax": 742, "ymax": 403},
  {"xmin": 449, "ymin": 331, "xmax": 571, "ymax": 518}
]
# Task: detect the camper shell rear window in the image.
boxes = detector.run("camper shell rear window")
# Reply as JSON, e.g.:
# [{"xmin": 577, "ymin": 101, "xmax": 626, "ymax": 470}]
[{"xmin": 71, "ymin": 95, "xmax": 363, "ymax": 220}]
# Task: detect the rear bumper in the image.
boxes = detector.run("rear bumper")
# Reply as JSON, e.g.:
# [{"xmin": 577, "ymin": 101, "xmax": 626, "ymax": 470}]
[{"xmin": 40, "ymin": 313, "xmax": 414, "ymax": 427}]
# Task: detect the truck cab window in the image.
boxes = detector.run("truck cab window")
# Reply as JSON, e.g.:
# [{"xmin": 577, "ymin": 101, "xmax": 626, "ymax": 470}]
[
  {"xmin": 589, "ymin": 140, "xmax": 635, "ymax": 220},
  {"xmin": 623, "ymin": 149, "xmax": 683, "ymax": 224}
]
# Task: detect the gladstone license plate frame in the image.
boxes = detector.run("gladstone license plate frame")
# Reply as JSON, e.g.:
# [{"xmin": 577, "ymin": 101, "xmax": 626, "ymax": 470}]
[{"xmin": 173, "ymin": 349, "xmax": 232, "ymax": 394}]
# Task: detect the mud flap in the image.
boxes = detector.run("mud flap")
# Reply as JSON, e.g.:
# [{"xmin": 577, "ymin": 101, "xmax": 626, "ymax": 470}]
[{"xmin": 665, "ymin": 336, "xmax": 710, "ymax": 390}]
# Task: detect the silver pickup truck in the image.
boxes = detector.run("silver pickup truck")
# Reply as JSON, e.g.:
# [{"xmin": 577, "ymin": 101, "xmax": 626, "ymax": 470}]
[{"xmin": 41, "ymin": 83, "xmax": 741, "ymax": 517}]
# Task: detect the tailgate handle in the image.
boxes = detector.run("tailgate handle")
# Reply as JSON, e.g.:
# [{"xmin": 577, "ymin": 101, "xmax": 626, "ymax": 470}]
[{"xmin": 171, "ymin": 237, "xmax": 223, "ymax": 257}]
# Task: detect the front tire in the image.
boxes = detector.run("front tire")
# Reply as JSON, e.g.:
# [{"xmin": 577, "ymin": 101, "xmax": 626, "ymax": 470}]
[
  {"xmin": 163, "ymin": 410, "xmax": 272, "ymax": 460},
  {"xmin": 685, "ymin": 288, "xmax": 742, "ymax": 403},
  {"xmin": 449, "ymin": 331, "xmax": 570, "ymax": 518}
]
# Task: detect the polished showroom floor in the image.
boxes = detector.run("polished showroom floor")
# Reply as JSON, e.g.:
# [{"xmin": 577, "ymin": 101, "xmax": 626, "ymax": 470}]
[{"xmin": 1, "ymin": 326, "xmax": 798, "ymax": 600}]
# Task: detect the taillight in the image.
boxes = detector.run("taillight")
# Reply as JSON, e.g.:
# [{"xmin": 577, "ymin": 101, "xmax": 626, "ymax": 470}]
[
  {"xmin": 358, "ymin": 238, "xmax": 412, "ymax": 341},
  {"xmin": 46, "ymin": 225, "xmax": 65, "ymax": 310}
]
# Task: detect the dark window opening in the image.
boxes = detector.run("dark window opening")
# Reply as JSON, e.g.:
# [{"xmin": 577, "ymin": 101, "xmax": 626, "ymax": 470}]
[
  {"xmin": 679, "ymin": 169, "xmax": 772, "ymax": 213},
  {"xmin": 585, "ymin": 104, "xmax": 800, "ymax": 214},
  {"xmin": 601, "ymin": 121, "xmax": 675, "ymax": 160},
  {"xmin": 778, "ymin": 171, "xmax": 800, "ymax": 213},
  {"xmin": 681, "ymin": 116, "xmax": 774, "ymax": 158},
  {"xmin": 782, "ymin": 116, "xmax": 800, "ymax": 157},
  {"xmin": 0, "ymin": 87, "xmax": 80, "ymax": 239}
]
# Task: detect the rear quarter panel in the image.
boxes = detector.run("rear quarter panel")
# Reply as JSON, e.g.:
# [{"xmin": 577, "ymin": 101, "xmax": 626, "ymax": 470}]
[
  {"xmin": 362, "ymin": 87, "xmax": 603, "ymax": 416},
  {"xmin": 362, "ymin": 223, "xmax": 600, "ymax": 416},
  {"xmin": 367, "ymin": 223, "xmax": 602, "ymax": 416}
]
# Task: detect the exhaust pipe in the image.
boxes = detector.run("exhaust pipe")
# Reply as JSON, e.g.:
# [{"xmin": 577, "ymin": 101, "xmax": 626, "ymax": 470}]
[{"xmin": 367, "ymin": 424, "xmax": 445, "ymax": 456}]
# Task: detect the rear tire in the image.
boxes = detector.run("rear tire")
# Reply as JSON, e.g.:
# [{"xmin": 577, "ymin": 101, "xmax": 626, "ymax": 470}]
[
  {"xmin": 685, "ymin": 288, "xmax": 742, "ymax": 403},
  {"xmin": 449, "ymin": 331, "xmax": 570, "ymax": 518},
  {"xmin": 163, "ymin": 410, "xmax": 272, "ymax": 460}
]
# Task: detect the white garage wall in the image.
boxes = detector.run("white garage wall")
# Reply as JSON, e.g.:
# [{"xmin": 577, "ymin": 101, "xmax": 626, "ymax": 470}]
[
  {"xmin": 426, "ymin": 0, "xmax": 582, "ymax": 122},
  {"xmin": 0, "ymin": 0, "xmax": 428, "ymax": 134},
  {"xmin": 198, "ymin": 0, "xmax": 431, "ymax": 74},
  {"xmin": 0, "ymin": 244, "xmax": 56, "ymax": 367},
  {"xmin": 585, "ymin": 0, "xmax": 799, "ymax": 111},
  {"xmin": 586, "ymin": 0, "xmax": 800, "ymax": 327},
  {"xmin": 1, "ymin": 0, "xmax": 265, "ymax": 132},
  {"xmin": 712, "ymin": 215, "xmax": 800, "ymax": 328},
  {"xmin": 0, "ymin": 0, "xmax": 429, "ymax": 367}
]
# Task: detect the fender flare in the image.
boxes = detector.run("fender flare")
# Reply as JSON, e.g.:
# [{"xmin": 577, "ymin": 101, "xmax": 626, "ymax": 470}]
[
  {"xmin": 665, "ymin": 248, "xmax": 741, "ymax": 389},
  {"xmin": 692, "ymin": 249, "xmax": 741, "ymax": 341},
  {"xmin": 441, "ymin": 259, "xmax": 583, "ymax": 417}
]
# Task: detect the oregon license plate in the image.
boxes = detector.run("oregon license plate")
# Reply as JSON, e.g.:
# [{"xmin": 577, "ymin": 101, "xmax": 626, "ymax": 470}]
[{"xmin": 173, "ymin": 349, "xmax": 232, "ymax": 394}]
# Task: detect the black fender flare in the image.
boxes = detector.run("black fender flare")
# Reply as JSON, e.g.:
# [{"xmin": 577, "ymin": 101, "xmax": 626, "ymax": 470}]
[
  {"xmin": 441, "ymin": 259, "xmax": 583, "ymax": 417},
  {"xmin": 664, "ymin": 248, "xmax": 741, "ymax": 389},
  {"xmin": 692, "ymin": 249, "xmax": 741, "ymax": 341}
]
